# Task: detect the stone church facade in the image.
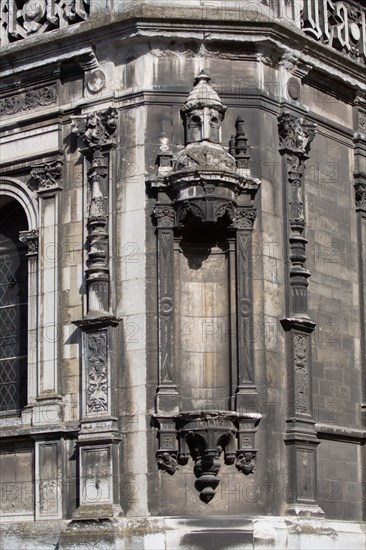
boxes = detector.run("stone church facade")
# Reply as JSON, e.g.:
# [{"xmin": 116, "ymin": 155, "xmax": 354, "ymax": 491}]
[{"xmin": 0, "ymin": 1, "xmax": 365, "ymax": 548}]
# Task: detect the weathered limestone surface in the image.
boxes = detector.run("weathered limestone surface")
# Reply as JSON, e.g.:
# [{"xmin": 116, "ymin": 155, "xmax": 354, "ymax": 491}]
[{"xmin": 0, "ymin": 1, "xmax": 365, "ymax": 548}]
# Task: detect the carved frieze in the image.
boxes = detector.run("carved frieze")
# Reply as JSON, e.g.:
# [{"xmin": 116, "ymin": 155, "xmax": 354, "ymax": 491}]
[
  {"xmin": 0, "ymin": 84, "xmax": 57, "ymax": 116},
  {"xmin": 0, "ymin": 0, "xmax": 90, "ymax": 45},
  {"xmin": 19, "ymin": 229, "xmax": 39, "ymax": 255},
  {"xmin": 86, "ymin": 331, "xmax": 108, "ymax": 415},
  {"xmin": 29, "ymin": 160, "xmax": 63, "ymax": 191},
  {"xmin": 301, "ymin": 0, "xmax": 366, "ymax": 65}
]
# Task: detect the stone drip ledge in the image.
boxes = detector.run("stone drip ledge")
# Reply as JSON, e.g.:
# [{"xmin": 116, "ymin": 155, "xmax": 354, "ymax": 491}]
[{"xmin": 0, "ymin": 516, "xmax": 365, "ymax": 549}]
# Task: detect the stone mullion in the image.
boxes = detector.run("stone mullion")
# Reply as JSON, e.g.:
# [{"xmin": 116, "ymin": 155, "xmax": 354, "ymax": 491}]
[
  {"xmin": 278, "ymin": 111, "xmax": 323, "ymax": 516},
  {"xmin": 154, "ymin": 205, "xmax": 179, "ymax": 414},
  {"xmin": 234, "ymin": 224, "xmax": 257, "ymax": 412},
  {"xmin": 18, "ymin": 230, "xmax": 39, "ymax": 415},
  {"xmin": 228, "ymin": 237, "xmax": 238, "ymax": 409},
  {"xmin": 26, "ymin": 161, "xmax": 64, "ymax": 425}
]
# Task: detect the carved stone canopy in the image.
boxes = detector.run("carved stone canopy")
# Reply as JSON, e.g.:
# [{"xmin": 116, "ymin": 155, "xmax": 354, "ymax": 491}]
[
  {"xmin": 148, "ymin": 71, "xmax": 260, "ymax": 229},
  {"xmin": 181, "ymin": 70, "xmax": 227, "ymax": 145}
]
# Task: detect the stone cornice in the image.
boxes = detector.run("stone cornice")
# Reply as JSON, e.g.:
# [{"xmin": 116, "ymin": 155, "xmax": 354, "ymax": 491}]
[{"xmin": 0, "ymin": 6, "xmax": 365, "ymax": 91}]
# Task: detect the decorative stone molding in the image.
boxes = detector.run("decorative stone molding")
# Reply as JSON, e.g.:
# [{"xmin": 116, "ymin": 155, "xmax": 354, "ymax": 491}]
[
  {"xmin": 19, "ymin": 229, "xmax": 38, "ymax": 255},
  {"xmin": 0, "ymin": 84, "xmax": 57, "ymax": 116},
  {"xmin": 0, "ymin": 0, "xmax": 90, "ymax": 45},
  {"xmin": 154, "ymin": 411, "xmax": 261, "ymax": 503},
  {"xmin": 29, "ymin": 160, "xmax": 63, "ymax": 191}
]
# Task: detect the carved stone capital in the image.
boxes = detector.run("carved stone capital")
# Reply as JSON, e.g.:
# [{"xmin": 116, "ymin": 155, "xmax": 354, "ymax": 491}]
[
  {"xmin": 72, "ymin": 107, "xmax": 117, "ymax": 149},
  {"xmin": 153, "ymin": 204, "xmax": 176, "ymax": 228},
  {"xmin": 355, "ymin": 181, "xmax": 366, "ymax": 211},
  {"xmin": 278, "ymin": 111, "xmax": 316, "ymax": 156},
  {"xmin": 232, "ymin": 207, "xmax": 257, "ymax": 230},
  {"xmin": 29, "ymin": 160, "xmax": 63, "ymax": 192},
  {"xmin": 19, "ymin": 229, "xmax": 38, "ymax": 255}
]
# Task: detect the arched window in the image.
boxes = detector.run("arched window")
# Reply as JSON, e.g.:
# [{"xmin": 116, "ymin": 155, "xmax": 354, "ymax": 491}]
[{"xmin": 0, "ymin": 199, "xmax": 28, "ymax": 413}]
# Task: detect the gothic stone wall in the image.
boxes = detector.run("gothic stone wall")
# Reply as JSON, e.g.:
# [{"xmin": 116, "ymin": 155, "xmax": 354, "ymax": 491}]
[{"xmin": 0, "ymin": 8, "xmax": 365, "ymax": 531}]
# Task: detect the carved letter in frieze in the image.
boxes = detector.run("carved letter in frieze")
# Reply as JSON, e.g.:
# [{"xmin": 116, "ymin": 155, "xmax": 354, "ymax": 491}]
[
  {"xmin": 86, "ymin": 332, "xmax": 108, "ymax": 415},
  {"xmin": 0, "ymin": 0, "xmax": 90, "ymax": 45},
  {"xmin": 301, "ymin": 0, "xmax": 366, "ymax": 64}
]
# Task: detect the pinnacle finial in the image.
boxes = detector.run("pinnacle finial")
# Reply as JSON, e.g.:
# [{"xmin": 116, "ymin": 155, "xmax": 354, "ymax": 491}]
[{"xmin": 194, "ymin": 69, "xmax": 211, "ymax": 86}]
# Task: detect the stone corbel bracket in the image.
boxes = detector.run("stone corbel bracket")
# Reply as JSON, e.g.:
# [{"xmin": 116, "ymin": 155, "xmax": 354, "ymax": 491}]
[{"xmin": 153, "ymin": 411, "xmax": 261, "ymax": 504}]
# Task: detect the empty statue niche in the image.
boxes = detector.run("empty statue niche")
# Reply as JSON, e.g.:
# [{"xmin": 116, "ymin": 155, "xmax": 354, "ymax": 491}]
[{"xmin": 174, "ymin": 217, "xmax": 233, "ymax": 411}]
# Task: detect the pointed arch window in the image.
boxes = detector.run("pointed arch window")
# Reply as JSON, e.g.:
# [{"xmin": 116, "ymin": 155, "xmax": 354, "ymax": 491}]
[{"xmin": 0, "ymin": 199, "xmax": 28, "ymax": 413}]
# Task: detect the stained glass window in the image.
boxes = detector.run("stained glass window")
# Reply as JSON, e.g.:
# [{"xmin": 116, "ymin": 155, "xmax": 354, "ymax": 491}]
[{"xmin": 0, "ymin": 200, "xmax": 28, "ymax": 413}]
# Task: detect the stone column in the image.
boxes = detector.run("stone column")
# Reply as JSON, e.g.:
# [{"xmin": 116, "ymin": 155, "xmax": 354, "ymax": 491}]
[
  {"xmin": 71, "ymin": 107, "xmax": 123, "ymax": 520},
  {"xmin": 233, "ymin": 206, "xmax": 258, "ymax": 412},
  {"xmin": 27, "ymin": 161, "xmax": 63, "ymax": 427},
  {"xmin": 278, "ymin": 111, "xmax": 323, "ymax": 516},
  {"xmin": 153, "ymin": 204, "xmax": 179, "ymax": 415},
  {"xmin": 353, "ymin": 110, "xmax": 366, "ymax": 521},
  {"xmin": 18, "ymin": 229, "xmax": 38, "ymax": 421}
]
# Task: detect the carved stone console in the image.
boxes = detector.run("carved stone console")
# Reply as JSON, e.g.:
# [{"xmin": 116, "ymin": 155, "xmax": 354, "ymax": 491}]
[
  {"xmin": 154, "ymin": 411, "xmax": 261, "ymax": 503},
  {"xmin": 278, "ymin": 111, "xmax": 323, "ymax": 516},
  {"xmin": 148, "ymin": 71, "xmax": 262, "ymax": 502}
]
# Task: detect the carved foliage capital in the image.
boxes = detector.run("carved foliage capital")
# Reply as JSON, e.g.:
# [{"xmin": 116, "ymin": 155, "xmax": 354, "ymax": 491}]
[
  {"xmin": 278, "ymin": 111, "xmax": 316, "ymax": 156},
  {"xmin": 153, "ymin": 205, "xmax": 176, "ymax": 228},
  {"xmin": 29, "ymin": 160, "xmax": 63, "ymax": 191},
  {"xmin": 232, "ymin": 207, "xmax": 257, "ymax": 230},
  {"xmin": 355, "ymin": 182, "xmax": 366, "ymax": 210},
  {"xmin": 72, "ymin": 107, "xmax": 118, "ymax": 149},
  {"xmin": 19, "ymin": 229, "xmax": 38, "ymax": 255}
]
